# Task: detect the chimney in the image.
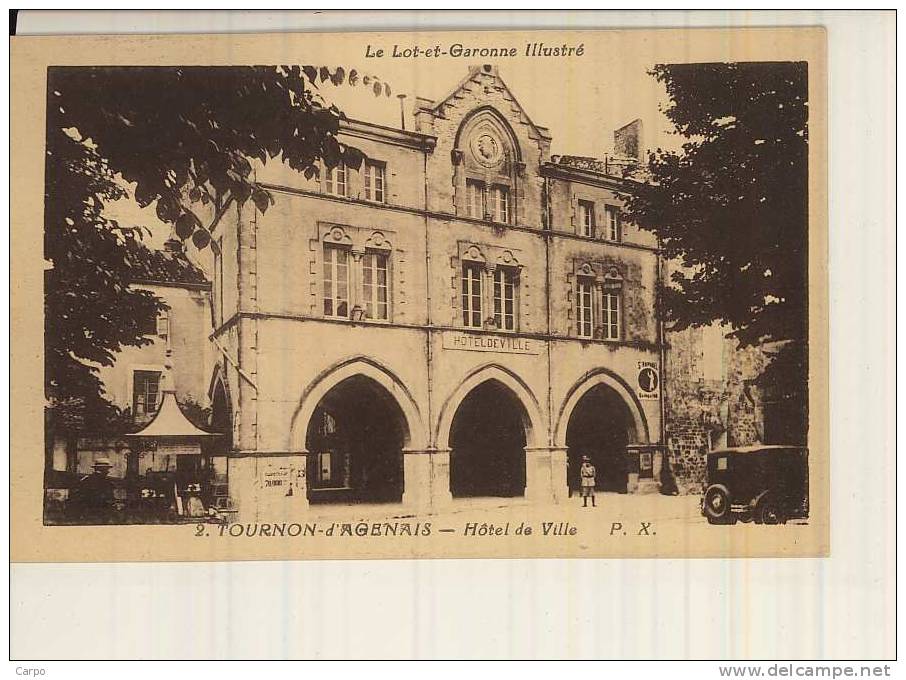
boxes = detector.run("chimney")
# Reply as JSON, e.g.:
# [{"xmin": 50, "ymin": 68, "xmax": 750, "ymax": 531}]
[
  {"xmin": 613, "ymin": 118, "xmax": 643, "ymax": 163},
  {"xmin": 397, "ymin": 94, "xmax": 407, "ymax": 130}
]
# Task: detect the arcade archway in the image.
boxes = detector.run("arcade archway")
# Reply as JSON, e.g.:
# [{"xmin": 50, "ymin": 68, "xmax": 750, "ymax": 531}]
[
  {"xmin": 304, "ymin": 375, "xmax": 407, "ymax": 504},
  {"xmin": 449, "ymin": 379, "xmax": 528, "ymax": 498},
  {"xmin": 207, "ymin": 378, "xmax": 233, "ymax": 509},
  {"xmin": 210, "ymin": 380, "xmax": 232, "ymax": 452},
  {"xmin": 565, "ymin": 384, "xmax": 637, "ymax": 494}
]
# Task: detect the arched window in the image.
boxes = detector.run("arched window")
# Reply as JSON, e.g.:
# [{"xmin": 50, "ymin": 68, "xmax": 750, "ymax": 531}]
[{"xmin": 453, "ymin": 108, "xmax": 522, "ymax": 225}]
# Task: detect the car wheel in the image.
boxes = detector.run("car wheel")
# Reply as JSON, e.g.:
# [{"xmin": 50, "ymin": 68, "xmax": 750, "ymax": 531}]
[
  {"xmin": 756, "ymin": 497, "xmax": 787, "ymax": 525},
  {"xmin": 703, "ymin": 484, "xmax": 732, "ymax": 524}
]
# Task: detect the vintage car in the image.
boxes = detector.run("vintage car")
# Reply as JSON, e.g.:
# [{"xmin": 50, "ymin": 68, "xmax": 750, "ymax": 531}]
[{"xmin": 701, "ymin": 446, "xmax": 809, "ymax": 525}]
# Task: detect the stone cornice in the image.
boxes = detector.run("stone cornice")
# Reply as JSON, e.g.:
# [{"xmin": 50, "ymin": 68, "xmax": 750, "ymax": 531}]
[{"xmin": 341, "ymin": 118, "xmax": 436, "ymax": 151}]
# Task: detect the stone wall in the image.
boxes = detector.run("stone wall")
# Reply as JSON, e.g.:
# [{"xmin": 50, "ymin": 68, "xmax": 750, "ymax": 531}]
[{"xmin": 664, "ymin": 325, "xmax": 769, "ymax": 494}]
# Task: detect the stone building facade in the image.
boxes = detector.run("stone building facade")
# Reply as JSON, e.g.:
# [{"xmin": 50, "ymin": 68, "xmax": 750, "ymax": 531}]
[
  {"xmin": 207, "ymin": 64, "xmax": 667, "ymax": 520},
  {"xmin": 662, "ymin": 324, "xmax": 769, "ymax": 494}
]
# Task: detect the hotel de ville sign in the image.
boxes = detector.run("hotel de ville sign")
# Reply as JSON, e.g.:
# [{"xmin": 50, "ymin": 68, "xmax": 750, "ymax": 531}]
[{"xmin": 441, "ymin": 330, "xmax": 542, "ymax": 356}]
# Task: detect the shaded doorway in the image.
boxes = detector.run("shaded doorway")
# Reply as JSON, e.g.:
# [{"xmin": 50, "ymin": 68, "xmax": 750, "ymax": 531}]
[
  {"xmin": 305, "ymin": 375, "xmax": 406, "ymax": 504},
  {"xmin": 208, "ymin": 381, "xmax": 232, "ymax": 510},
  {"xmin": 566, "ymin": 384, "xmax": 634, "ymax": 493},
  {"xmin": 450, "ymin": 380, "xmax": 527, "ymax": 498},
  {"xmin": 211, "ymin": 381, "xmax": 232, "ymax": 452}
]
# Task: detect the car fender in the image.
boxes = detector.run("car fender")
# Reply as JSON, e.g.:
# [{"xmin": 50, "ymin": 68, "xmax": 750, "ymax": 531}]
[{"xmin": 750, "ymin": 489, "xmax": 771, "ymax": 512}]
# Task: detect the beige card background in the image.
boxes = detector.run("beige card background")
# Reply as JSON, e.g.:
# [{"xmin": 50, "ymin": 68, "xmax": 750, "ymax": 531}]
[{"xmin": 12, "ymin": 27, "xmax": 828, "ymax": 563}]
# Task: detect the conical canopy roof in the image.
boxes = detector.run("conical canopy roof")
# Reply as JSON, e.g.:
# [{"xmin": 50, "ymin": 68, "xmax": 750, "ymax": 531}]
[{"xmin": 125, "ymin": 361, "xmax": 217, "ymax": 439}]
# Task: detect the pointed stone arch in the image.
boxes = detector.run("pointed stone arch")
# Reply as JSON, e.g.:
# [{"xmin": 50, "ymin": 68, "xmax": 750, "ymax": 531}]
[
  {"xmin": 554, "ymin": 368, "xmax": 651, "ymax": 449},
  {"xmin": 451, "ymin": 105, "xmax": 528, "ymax": 225},
  {"xmin": 207, "ymin": 361, "xmax": 232, "ymax": 405},
  {"xmin": 289, "ymin": 356, "xmax": 428, "ymax": 453},
  {"xmin": 435, "ymin": 363, "xmax": 546, "ymax": 450},
  {"xmin": 454, "ymin": 105, "xmax": 525, "ymax": 168},
  {"xmin": 207, "ymin": 362, "xmax": 234, "ymax": 454}
]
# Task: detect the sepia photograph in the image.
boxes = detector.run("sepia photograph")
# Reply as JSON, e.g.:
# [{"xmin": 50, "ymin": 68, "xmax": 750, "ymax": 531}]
[
  {"xmin": 14, "ymin": 26, "xmax": 828, "ymax": 564},
  {"xmin": 9, "ymin": 10, "xmax": 896, "ymax": 664},
  {"xmin": 41, "ymin": 59, "xmax": 812, "ymax": 535}
]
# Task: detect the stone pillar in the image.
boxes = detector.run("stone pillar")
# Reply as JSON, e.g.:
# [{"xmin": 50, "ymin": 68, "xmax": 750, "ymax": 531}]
[
  {"xmin": 227, "ymin": 455, "xmax": 257, "ymax": 523},
  {"xmin": 525, "ymin": 446, "xmax": 571, "ymax": 504},
  {"xmin": 429, "ymin": 448, "xmax": 454, "ymax": 510},
  {"xmin": 524, "ymin": 446, "xmax": 553, "ymax": 503},
  {"xmin": 549, "ymin": 447, "xmax": 569, "ymax": 504},
  {"xmin": 229, "ymin": 453, "xmax": 308, "ymax": 523},
  {"xmin": 402, "ymin": 449, "xmax": 432, "ymax": 511}
]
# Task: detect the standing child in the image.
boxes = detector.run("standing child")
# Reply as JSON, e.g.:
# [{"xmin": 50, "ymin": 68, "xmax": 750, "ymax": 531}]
[{"xmin": 580, "ymin": 455, "xmax": 597, "ymax": 508}]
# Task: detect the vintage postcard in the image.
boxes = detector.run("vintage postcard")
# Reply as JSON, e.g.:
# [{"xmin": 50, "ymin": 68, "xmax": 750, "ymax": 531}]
[{"xmin": 11, "ymin": 26, "xmax": 828, "ymax": 562}]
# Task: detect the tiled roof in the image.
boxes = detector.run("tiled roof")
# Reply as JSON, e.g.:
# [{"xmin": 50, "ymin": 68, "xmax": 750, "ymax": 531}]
[{"xmin": 130, "ymin": 242, "xmax": 208, "ymax": 286}]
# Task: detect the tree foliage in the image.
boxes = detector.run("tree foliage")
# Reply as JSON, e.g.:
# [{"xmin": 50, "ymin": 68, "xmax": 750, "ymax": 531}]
[
  {"xmin": 45, "ymin": 129, "xmax": 162, "ymax": 432},
  {"xmin": 624, "ymin": 62, "xmax": 809, "ymax": 438},
  {"xmin": 625, "ymin": 61, "xmax": 808, "ymax": 348},
  {"xmin": 46, "ymin": 66, "xmax": 386, "ymax": 433},
  {"xmin": 49, "ymin": 66, "xmax": 390, "ymax": 247}
]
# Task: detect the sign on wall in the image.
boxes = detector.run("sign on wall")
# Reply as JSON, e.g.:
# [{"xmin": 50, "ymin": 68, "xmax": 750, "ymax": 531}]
[
  {"xmin": 442, "ymin": 331, "xmax": 541, "ymax": 356},
  {"xmin": 637, "ymin": 361, "xmax": 660, "ymax": 401},
  {"xmin": 258, "ymin": 461, "xmax": 305, "ymax": 498}
]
